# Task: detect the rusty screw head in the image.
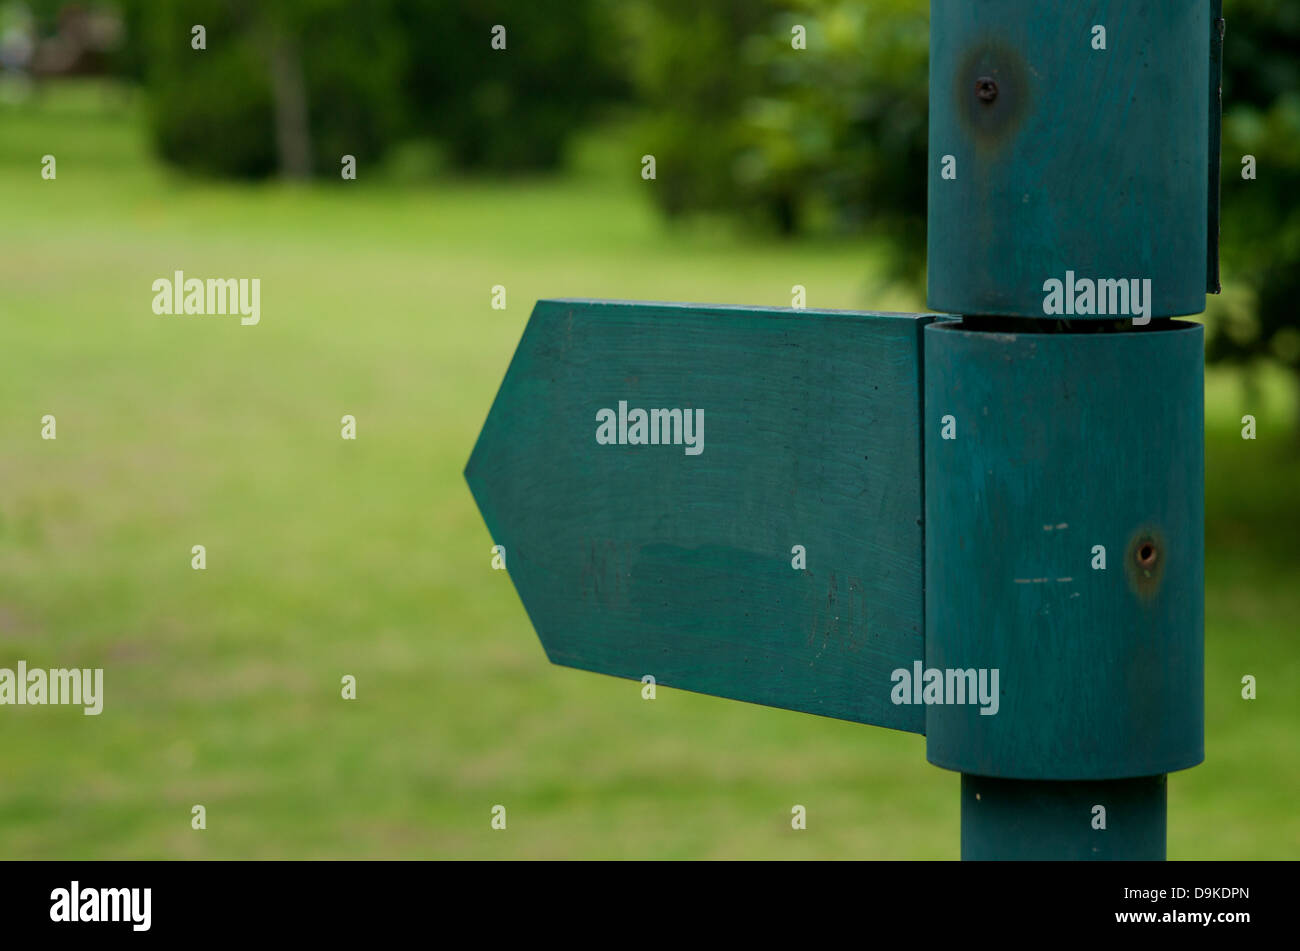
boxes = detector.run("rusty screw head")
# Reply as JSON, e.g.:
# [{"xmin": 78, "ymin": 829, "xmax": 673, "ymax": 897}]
[{"xmin": 975, "ymin": 76, "xmax": 998, "ymax": 103}]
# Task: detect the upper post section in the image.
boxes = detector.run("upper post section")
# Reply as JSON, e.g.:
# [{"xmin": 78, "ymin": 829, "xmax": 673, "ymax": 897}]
[{"xmin": 927, "ymin": 1, "xmax": 1218, "ymax": 319}]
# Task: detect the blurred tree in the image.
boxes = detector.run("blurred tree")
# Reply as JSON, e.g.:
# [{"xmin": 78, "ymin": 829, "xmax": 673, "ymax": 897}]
[
  {"xmin": 738, "ymin": 0, "xmax": 928, "ymax": 274},
  {"xmin": 618, "ymin": 0, "xmax": 778, "ymax": 220},
  {"xmin": 117, "ymin": 0, "xmax": 621, "ymax": 179},
  {"xmin": 123, "ymin": 0, "xmax": 407, "ymax": 180},
  {"xmin": 397, "ymin": 0, "xmax": 625, "ymax": 172},
  {"xmin": 620, "ymin": 0, "xmax": 928, "ymax": 277},
  {"xmin": 1211, "ymin": 0, "xmax": 1300, "ymax": 410}
]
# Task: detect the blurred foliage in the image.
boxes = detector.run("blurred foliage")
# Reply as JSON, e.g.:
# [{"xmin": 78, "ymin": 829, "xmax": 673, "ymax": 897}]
[
  {"xmin": 1213, "ymin": 0, "xmax": 1300, "ymax": 384},
  {"xmin": 619, "ymin": 0, "xmax": 928, "ymax": 276},
  {"xmin": 398, "ymin": 0, "xmax": 624, "ymax": 172},
  {"xmin": 11, "ymin": 0, "xmax": 1298, "ymax": 389},
  {"xmin": 104, "ymin": 0, "xmax": 621, "ymax": 179},
  {"xmin": 619, "ymin": 0, "xmax": 1299, "ymax": 396},
  {"xmin": 119, "ymin": 0, "xmax": 408, "ymax": 179},
  {"xmin": 617, "ymin": 0, "xmax": 776, "ymax": 220}
]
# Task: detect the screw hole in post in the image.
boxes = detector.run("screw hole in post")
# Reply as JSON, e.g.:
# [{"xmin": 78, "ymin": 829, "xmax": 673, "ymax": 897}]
[
  {"xmin": 1137, "ymin": 542, "xmax": 1157, "ymax": 569},
  {"xmin": 975, "ymin": 76, "xmax": 998, "ymax": 103},
  {"xmin": 1125, "ymin": 528, "xmax": 1167, "ymax": 599}
]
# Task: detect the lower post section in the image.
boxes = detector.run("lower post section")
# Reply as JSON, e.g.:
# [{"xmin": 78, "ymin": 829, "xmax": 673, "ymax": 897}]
[{"xmin": 961, "ymin": 774, "xmax": 1167, "ymax": 860}]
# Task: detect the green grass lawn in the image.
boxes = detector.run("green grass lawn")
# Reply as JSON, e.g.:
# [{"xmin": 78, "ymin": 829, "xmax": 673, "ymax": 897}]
[{"xmin": 0, "ymin": 81, "xmax": 1296, "ymax": 859}]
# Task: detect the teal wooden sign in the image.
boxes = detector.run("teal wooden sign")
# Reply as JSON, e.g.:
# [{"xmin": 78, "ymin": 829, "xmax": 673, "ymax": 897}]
[
  {"xmin": 464, "ymin": 0, "xmax": 1215, "ymax": 861},
  {"xmin": 466, "ymin": 300, "xmax": 935, "ymax": 732}
]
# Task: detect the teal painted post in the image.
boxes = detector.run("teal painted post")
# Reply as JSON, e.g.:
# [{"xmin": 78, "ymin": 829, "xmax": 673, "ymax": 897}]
[
  {"xmin": 962, "ymin": 776, "xmax": 1167, "ymax": 860},
  {"xmin": 924, "ymin": 322, "xmax": 1205, "ymax": 859},
  {"xmin": 928, "ymin": 0, "xmax": 1213, "ymax": 318},
  {"xmin": 926, "ymin": 1, "xmax": 1216, "ymax": 859}
]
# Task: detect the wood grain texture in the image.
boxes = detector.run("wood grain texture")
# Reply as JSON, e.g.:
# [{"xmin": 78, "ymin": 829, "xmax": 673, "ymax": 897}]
[
  {"xmin": 924, "ymin": 320, "xmax": 1205, "ymax": 779},
  {"xmin": 928, "ymin": 0, "xmax": 1212, "ymax": 317},
  {"xmin": 466, "ymin": 299, "xmax": 937, "ymax": 732}
]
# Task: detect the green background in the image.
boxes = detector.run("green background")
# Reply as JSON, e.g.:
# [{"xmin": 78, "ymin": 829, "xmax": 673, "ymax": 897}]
[{"xmin": 0, "ymin": 82, "xmax": 1296, "ymax": 859}]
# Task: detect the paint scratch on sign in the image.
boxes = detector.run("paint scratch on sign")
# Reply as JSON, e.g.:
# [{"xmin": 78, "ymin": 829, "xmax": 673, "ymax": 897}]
[{"xmin": 1042, "ymin": 522, "xmax": 1069, "ymax": 531}]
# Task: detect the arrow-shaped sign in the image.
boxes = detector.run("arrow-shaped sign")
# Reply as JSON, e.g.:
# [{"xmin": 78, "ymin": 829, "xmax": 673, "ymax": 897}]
[{"xmin": 466, "ymin": 299, "xmax": 937, "ymax": 732}]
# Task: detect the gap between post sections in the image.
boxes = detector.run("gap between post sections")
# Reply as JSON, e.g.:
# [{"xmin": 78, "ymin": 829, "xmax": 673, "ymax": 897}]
[{"xmin": 954, "ymin": 315, "xmax": 1181, "ymax": 334}]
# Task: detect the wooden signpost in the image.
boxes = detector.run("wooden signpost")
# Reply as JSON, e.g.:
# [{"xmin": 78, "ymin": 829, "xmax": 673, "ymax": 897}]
[{"xmin": 466, "ymin": 1, "xmax": 1220, "ymax": 859}]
